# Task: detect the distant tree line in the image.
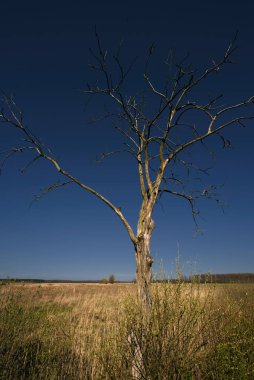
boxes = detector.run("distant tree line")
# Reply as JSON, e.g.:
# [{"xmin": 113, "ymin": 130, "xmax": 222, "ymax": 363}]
[
  {"xmin": 0, "ymin": 275, "xmax": 117, "ymax": 284},
  {"xmin": 190, "ymin": 273, "xmax": 254, "ymax": 283},
  {"xmin": 0, "ymin": 278, "xmax": 105, "ymax": 284},
  {"xmin": 153, "ymin": 273, "xmax": 254, "ymax": 284}
]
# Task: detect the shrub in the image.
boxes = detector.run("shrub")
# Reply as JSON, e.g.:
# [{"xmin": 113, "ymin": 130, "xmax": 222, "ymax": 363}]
[{"xmin": 108, "ymin": 274, "xmax": 115, "ymax": 284}]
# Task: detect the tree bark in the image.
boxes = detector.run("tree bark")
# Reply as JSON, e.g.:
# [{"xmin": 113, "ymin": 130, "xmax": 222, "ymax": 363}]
[
  {"xmin": 130, "ymin": 218, "xmax": 154, "ymax": 379},
  {"xmin": 135, "ymin": 218, "xmax": 154, "ymax": 311}
]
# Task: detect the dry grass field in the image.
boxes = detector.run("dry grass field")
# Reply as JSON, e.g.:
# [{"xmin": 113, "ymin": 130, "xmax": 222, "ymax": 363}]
[{"xmin": 0, "ymin": 281, "xmax": 254, "ymax": 379}]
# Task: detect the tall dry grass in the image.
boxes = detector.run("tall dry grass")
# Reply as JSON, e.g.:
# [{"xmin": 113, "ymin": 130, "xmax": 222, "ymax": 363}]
[{"xmin": 0, "ymin": 281, "xmax": 253, "ymax": 379}]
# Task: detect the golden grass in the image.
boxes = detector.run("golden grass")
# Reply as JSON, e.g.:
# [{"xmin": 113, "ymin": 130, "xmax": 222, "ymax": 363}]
[{"xmin": 0, "ymin": 281, "xmax": 254, "ymax": 379}]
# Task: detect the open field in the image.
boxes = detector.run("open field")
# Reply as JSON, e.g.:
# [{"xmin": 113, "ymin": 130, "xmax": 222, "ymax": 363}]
[{"xmin": 0, "ymin": 281, "xmax": 254, "ymax": 379}]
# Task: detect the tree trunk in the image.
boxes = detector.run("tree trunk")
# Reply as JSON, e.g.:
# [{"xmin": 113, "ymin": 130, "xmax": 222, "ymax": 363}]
[
  {"xmin": 130, "ymin": 219, "xmax": 154, "ymax": 379},
  {"xmin": 135, "ymin": 240, "xmax": 153, "ymax": 311},
  {"xmin": 135, "ymin": 218, "xmax": 155, "ymax": 311}
]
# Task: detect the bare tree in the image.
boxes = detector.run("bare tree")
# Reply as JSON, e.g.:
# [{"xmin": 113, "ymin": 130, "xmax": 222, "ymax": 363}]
[{"xmin": 1, "ymin": 34, "xmax": 253, "ymax": 310}]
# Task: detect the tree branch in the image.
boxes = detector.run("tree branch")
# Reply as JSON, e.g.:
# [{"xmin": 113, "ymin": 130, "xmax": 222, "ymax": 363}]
[{"xmin": 0, "ymin": 96, "xmax": 137, "ymax": 245}]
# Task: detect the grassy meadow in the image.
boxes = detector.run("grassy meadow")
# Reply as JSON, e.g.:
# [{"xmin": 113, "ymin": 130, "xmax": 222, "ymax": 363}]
[{"xmin": 0, "ymin": 281, "xmax": 254, "ymax": 379}]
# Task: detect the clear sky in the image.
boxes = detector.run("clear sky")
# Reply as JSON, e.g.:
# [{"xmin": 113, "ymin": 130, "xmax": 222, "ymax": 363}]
[{"xmin": 0, "ymin": 0, "xmax": 253, "ymax": 281}]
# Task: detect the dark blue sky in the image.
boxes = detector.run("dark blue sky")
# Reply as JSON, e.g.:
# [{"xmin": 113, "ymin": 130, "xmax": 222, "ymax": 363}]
[{"xmin": 0, "ymin": 0, "xmax": 253, "ymax": 280}]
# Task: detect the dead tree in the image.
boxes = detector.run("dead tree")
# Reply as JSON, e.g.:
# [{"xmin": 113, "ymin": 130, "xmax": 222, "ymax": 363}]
[{"xmin": 0, "ymin": 34, "xmax": 253, "ymax": 311}]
